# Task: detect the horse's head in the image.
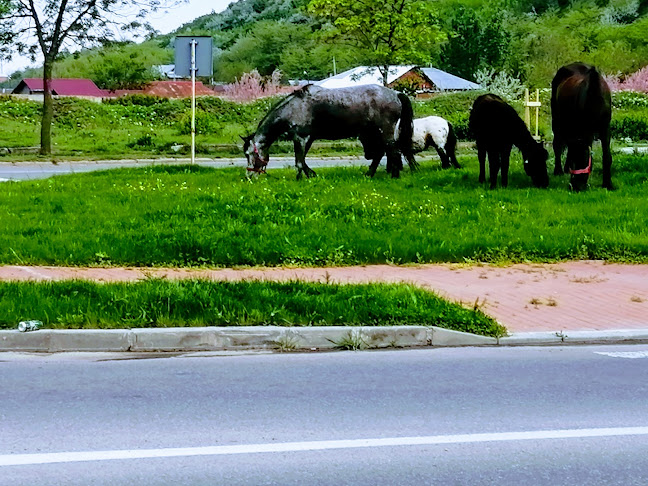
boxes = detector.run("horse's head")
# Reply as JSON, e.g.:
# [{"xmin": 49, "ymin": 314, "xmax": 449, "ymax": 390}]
[
  {"xmin": 566, "ymin": 140, "xmax": 592, "ymax": 192},
  {"xmin": 523, "ymin": 142, "xmax": 549, "ymax": 188},
  {"xmin": 241, "ymin": 135, "xmax": 269, "ymax": 176}
]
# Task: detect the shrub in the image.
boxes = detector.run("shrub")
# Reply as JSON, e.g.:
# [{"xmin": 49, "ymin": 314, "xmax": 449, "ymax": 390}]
[
  {"xmin": 474, "ymin": 68, "xmax": 525, "ymax": 102},
  {"xmin": 105, "ymin": 94, "xmax": 168, "ymax": 107},
  {"xmin": 177, "ymin": 110, "xmax": 217, "ymax": 135},
  {"xmin": 414, "ymin": 91, "xmax": 484, "ymax": 140},
  {"xmin": 612, "ymin": 91, "xmax": 648, "ymax": 109},
  {"xmin": 610, "ymin": 113, "xmax": 648, "ymax": 141}
]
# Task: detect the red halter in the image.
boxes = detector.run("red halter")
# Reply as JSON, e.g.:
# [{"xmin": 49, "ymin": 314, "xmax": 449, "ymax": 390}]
[
  {"xmin": 246, "ymin": 142, "xmax": 268, "ymax": 173},
  {"xmin": 570, "ymin": 155, "xmax": 592, "ymax": 175}
]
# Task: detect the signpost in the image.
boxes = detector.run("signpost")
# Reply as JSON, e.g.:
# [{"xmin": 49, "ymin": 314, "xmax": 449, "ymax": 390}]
[{"xmin": 174, "ymin": 36, "xmax": 213, "ymax": 164}]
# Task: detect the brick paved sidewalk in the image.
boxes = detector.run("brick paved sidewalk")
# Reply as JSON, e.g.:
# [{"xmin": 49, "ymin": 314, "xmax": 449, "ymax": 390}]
[{"xmin": 2, "ymin": 260, "xmax": 647, "ymax": 333}]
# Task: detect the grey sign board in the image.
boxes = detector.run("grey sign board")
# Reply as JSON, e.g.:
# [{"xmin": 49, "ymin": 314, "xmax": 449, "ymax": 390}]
[{"xmin": 174, "ymin": 36, "xmax": 213, "ymax": 78}]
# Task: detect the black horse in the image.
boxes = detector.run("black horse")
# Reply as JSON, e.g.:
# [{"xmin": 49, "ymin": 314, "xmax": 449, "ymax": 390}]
[
  {"xmin": 551, "ymin": 62, "xmax": 613, "ymax": 191},
  {"xmin": 242, "ymin": 84, "xmax": 416, "ymax": 179},
  {"xmin": 470, "ymin": 93, "xmax": 549, "ymax": 189}
]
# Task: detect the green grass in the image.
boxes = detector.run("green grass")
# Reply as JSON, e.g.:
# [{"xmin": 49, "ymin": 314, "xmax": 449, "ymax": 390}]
[
  {"xmin": 1, "ymin": 151, "xmax": 648, "ymax": 267},
  {"xmin": 0, "ymin": 279, "xmax": 504, "ymax": 337}
]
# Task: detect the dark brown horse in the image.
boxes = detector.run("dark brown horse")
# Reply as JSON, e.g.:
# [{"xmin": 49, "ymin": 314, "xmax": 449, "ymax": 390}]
[
  {"xmin": 551, "ymin": 62, "xmax": 613, "ymax": 191},
  {"xmin": 470, "ymin": 93, "xmax": 549, "ymax": 189}
]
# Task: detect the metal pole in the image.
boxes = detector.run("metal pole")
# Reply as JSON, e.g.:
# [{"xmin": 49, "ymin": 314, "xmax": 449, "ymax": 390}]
[{"xmin": 191, "ymin": 39, "xmax": 196, "ymax": 165}]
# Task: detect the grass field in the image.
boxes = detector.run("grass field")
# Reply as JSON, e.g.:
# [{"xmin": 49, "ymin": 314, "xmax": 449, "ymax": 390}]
[
  {"xmin": 0, "ymin": 279, "xmax": 504, "ymax": 336},
  {"xmin": 1, "ymin": 150, "xmax": 647, "ymax": 267}
]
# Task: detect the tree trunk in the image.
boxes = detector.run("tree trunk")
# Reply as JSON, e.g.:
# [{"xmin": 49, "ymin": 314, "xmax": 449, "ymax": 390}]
[
  {"xmin": 40, "ymin": 59, "xmax": 54, "ymax": 156},
  {"xmin": 381, "ymin": 65, "xmax": 389, "ymax": 87}
]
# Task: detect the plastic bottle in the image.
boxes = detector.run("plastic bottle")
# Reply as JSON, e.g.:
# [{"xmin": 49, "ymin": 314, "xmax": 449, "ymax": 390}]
[{"xmin": 17, "ymin": 320, "xmax": 43, "ymax": 332}]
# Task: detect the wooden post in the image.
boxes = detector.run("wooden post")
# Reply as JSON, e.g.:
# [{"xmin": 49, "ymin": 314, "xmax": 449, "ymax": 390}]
[
  {"xmin": 524, "ymin": 88, "xmax": 542, "ymax": 140},
  {"xmin": 524, "ymin": 88, "xmax": 530, "ymax": 129}
]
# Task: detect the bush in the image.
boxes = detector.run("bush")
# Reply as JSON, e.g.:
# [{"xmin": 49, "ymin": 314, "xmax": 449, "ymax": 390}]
[
  {"xmin": 612, "ymin": 91, "xmax": 648, "ymax": 109},
  {"xmin": 610, "ymin": 113, "xmax": 648, "ymax": 141},
  {"xmin": 414, "ymin": 91, "xmax": 485, "ymax": 140},
  {"xmin": 177, "ymin": 110, "xmax": 217, "ymax": 135},
  {"xmin": 105, "ymin": 94, "xmax": 168, "ymax": 107}
]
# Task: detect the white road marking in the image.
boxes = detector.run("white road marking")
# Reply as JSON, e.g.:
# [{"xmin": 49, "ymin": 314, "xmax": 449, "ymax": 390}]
[
  {"xmin": 2, "ymin": 426, "xmax": 648, "ymax": 467},
  {"xmin": 595, "ymin": 351, "xmax": 648, "ymax": 359}
]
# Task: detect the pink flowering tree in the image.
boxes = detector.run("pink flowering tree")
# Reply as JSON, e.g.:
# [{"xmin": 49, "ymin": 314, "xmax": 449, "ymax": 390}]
[
  {"xmin": 223, "ymin": 69, "xmax": 285, "ymax": 102},
  {"xmin": 605, "ymin": 66, "xmax": 648, "ymax": 93}
]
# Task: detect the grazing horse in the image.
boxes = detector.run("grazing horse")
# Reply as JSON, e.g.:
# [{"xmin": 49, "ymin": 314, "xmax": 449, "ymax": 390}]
[
  {"xmin": 551, "ymin": 62, "xmax": 613, "ymax": 191},
  {"xmin": 243, "ymin": 84, "xmax": 415, "ymax": 179},
  {"xmin": 469, "ymin": 93, "xmax": 549, "ymax": 189},
  {"xmin": 396, "ymin": 115, "xmax": 461, "ymax": 169}
]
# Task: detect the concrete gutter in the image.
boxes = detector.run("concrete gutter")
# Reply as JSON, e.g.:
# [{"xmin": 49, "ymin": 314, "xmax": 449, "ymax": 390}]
[{"xmin": 2, "ymin": 326, "xmax": 648, "ymax": 353}]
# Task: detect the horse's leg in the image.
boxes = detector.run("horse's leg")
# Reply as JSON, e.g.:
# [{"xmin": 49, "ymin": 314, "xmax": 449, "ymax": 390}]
[
  {"xmin": 360, "ymin": 132, "xmax": 383, "ymax": 177},
  {"xmin": 553, "ymin": 136, "xmax": 565, "ymax": 176},
  {"xmin": 386, "ymin": 142, "xmax": 401, "ymax": 178},
  {"xmin": 294, "ymin": 137, "xmax": 316, "ymax": 179},
  {"xmin": 446, "ymin": 125, "xmax": 461, "ymax": 169},
  {"xmin": 600, "ymin": 127, "xmax": 614, "ymax": 190},
  {"xmin": 477, "ymin": 143, "xmax": 487, "ymax": 184},
  {"xmin": 487, "ymin": 148, "xmax": 500, "ymax": 189},
  {"xmin": 437, "ymin": 147, "xmax": 451, "ymax": 169},
  {"xmin": 500, "ymin": 145, "xmax": 512, "ymax": 188},
  {"xmin": 302, "ymin": 137, "xmax": 317, "ymax": 178}
]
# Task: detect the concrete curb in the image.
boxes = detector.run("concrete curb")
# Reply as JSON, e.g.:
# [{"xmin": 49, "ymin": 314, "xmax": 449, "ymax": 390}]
[
  {"xmin": 2, "ymin": 326, "xmax": 647, "ymax": 353},
  {"xmin": 0, "ymin": 326, "xmax": 495, "ymax": 353}
]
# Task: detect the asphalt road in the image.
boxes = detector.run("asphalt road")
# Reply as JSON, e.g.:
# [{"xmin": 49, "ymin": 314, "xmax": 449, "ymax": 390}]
[
  {"xmin": 0, "ymin": 158, "xmax": 373, "ymax": 181},
  {"xmin": 2, "ymin": 345, "xmax": 648, "ymax": 485}
]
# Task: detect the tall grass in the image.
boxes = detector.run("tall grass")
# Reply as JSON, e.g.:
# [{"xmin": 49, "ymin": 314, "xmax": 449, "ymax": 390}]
[
  {"xmin": 1, "ymin": 152, "xmax": 647, "ymax": 267},
  {"xmin": 0, "ymin": 279, "xmax": 504, "ymax": 336}
]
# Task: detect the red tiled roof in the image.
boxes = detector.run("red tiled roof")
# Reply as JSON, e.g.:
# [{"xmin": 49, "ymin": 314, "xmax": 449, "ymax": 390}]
[
  {"xmin": 19, "ymin": 78, "xmax": 105, "ymax": 97},
  {"xmin": 142, "ymin": 81, "xmax": 216, "ymax": 98}
]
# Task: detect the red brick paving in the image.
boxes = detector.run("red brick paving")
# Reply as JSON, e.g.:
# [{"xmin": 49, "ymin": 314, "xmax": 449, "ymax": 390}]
[{"xmin": 2, "ymin": 261, "xmax": 647, "ymax": 333}]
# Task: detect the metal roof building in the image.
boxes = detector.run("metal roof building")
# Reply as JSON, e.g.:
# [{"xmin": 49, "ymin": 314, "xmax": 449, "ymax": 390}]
[
  {"xmin": 419, "ymin": 67, "xmax": 481, "ymax": 91},
  {"xmin": 315, "ymin": 65, "xmax": 418, "ymax": 89},
  {"xmin": 316, "ymin": 65, "xmax": 481, "ymax": 92}
]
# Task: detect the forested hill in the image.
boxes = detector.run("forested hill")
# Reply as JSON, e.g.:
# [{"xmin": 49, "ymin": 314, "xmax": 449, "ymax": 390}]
[
  {"xmin": 7, "ymin": 0, "xmax": 648, "ymax": 91},
  {"xmin": 174, "ymin": 0, "xmax": 311, "ymax": 33}
]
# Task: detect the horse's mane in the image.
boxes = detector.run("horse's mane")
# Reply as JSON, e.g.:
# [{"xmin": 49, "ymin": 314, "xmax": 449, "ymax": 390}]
[{"xmin": 255, "ymin": 84, "xmax": 317, "ymax": 129}]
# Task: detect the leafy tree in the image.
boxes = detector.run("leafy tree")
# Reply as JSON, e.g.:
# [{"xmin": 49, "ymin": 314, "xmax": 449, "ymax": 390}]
[
  {"xmin": 0, "ymin": 0, "xmax": 181, "ymax": 155},
  {"xmin": 280, "ymin": 41, "xmax": 358, "ymax": 80},
  {"xmin": 216, "ymin": 21, "xmax": 315, "ymax": 82},
  {"xmin": 307, "ymin": 0, "xmax": 445, "ymax": 85},
  {"xmin": 90, "ymin": 50, "xmax": 158, "ymax": 91},
  {"xmin": 439, "ymin": 5, "xmax": 512, "ymax": 81}
]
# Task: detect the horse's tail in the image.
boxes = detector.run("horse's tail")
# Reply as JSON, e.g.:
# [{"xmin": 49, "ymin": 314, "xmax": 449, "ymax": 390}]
[
  {"xmin": 446, "ymin": 121, "xmax": 460, "ymax": 168},
  {"xmin": 396, "ymin": 92, "xmax": 417, "ymax": 170}
]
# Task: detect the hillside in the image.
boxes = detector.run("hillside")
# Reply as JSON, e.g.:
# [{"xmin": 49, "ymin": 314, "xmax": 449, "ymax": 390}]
[{"xmin": 4, "ymin": 0, "xmax": 648, "ymax": 89}]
